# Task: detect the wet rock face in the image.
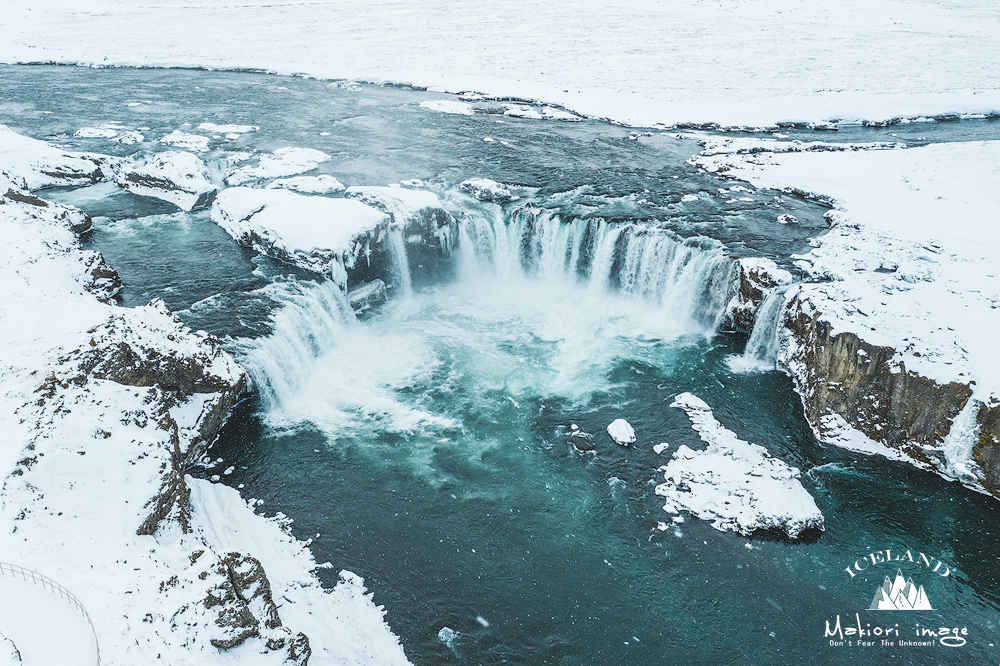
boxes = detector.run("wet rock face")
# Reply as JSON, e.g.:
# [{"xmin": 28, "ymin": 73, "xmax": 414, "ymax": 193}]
[
  {"xmin": 729, "ymin": 258, "xmax": 792, "ymax": 333},
  {"xmin": 975, "ymin": 403, "xmax": 1000, "ymax": 494},
  {"xmin": 783, "ymin": 292, "xmax": 974, "ymax": 464}
]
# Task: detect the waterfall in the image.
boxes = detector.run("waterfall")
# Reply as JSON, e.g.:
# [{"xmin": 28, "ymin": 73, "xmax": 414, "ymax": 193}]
[
  {"xmin": 230, "ymin": 278, "xmax": 355, "ymax": 412},
  {"xmin": 745, "ymin": 287, "xmax": 791, "ymax": 365},
  {"xmin": 942, "ymin": 398, "xmax": 983, "ymax": 482},
  {"xmin": 457, "ymin": 204, "xmax": 739, "ymax": 331},
  {"xmin": 386, "ymin": 225, "xmax": 413, "ymax": 296}
]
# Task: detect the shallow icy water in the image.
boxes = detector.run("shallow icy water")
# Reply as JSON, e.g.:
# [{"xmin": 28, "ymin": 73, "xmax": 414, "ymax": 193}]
[{"xmin": 4, "ymin": 65, "xmax": 1000, "ymax": 664}]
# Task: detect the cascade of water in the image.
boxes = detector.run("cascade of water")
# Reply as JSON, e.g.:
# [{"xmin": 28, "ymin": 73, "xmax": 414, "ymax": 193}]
[
  {"xmin": 230, "ymin": 279, "xmax": 355, "ymax": 413},
  {"xmin": 386, "ymin": 225, "xmax": 413, "ymax": 296},
  {"xmin": 741, "ymin": 286, "xmax": 792, "ymax": 367},
  {"xmin": 457, "ymin": 205, "xmax": 738, "ymax": 331},
  {"xmin": 942, "ymin": 398, "xmax": 983, "ymax": 481}
]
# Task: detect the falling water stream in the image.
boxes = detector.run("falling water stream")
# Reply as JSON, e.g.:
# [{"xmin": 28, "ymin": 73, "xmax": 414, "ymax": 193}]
[{"xmin": 4, "ymin": 64, "xmax": 1000, "ymax": 665}]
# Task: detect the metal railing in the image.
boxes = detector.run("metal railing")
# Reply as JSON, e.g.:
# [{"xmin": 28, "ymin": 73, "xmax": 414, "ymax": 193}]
[{"xmin": 0, "ymin": 562, "xmax": 101, "ymax": 665}]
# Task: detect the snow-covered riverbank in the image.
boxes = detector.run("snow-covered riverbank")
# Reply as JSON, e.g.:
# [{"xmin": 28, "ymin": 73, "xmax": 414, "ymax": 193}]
[
  {"xmin": 0, "ymin": 128, "xmax": 410, "ymax": 665},
  {"xmin": 2, "ymin": 1, "xmax": 1000, "ymax": 128},
  {"xmin": 693, "ymin": 136, "xmax": 1000, "ymax": 494}
]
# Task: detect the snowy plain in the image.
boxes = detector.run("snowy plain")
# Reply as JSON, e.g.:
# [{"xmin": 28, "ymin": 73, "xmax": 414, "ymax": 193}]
[{"xmin": 1, "ymin": 1, "xmax": 1000, "ymax": 128}]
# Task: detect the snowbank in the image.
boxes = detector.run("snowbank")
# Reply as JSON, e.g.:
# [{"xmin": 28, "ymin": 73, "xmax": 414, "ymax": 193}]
[
  {"xmin": 0, "ymin": 124, "xmax": 113, "ymax": 189},
  {"xmin": 656, "ymin": 393, "xmax": 824, "ymax": 539},
  {"xmin": 693, "ymin": 140, "xmax": 1000, "ymax": 399},
  {"xmin": 115, "ymin": 151, "xmax": 218, "ymax": 211},
  {"xmin": 3, "ymin": 1, "xmax": 1000, "ymax": 127}
]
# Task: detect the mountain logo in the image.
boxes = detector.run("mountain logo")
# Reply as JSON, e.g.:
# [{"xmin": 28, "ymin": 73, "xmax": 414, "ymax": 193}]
[{"xmin": 868, "ymin": 569, "xmax": 934, "ymax": 610}]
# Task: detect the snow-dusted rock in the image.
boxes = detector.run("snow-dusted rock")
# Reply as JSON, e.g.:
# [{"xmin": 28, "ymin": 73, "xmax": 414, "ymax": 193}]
[
  {"xmin": 728, "ymin": 257, "xmax": 794, "ymax": 332},
  {"xmin": 159, "ymin": 129, "xmax": 210, "ymax": 152},
  {"xmin": 211, "ymin": 187, "xmax": 388, "ymax": 279},
  {"xmin": 0, "ymin": 124, "xmax": 113, "ymax": 189},
  {"xmin": 656, "ymin": 393, "xmax": 824, "ymax": 538},
  {"xmin": 224, "ymin": 147, "xmax": 331, "ymax": 187},
  {"xmin": 267, "ymin": 174, "xmax": 345, "ymax": 194},
  {"xmin": 460, "ymin": 178, "xmax": 515, "ymax": 203},
  {"xmin": 565, "ymin": 424, "xmax": 595, "ymax": 451},
  {"xmin": 347, "ymin": 279, "xmax": 388, "ymax": 314},
  {"xmin": 74, "ymin": 126, "xmax": 118, "ymax": 139},
  {"xmin": 607, "ymin": 418, "xmax": 635, "ymax": 446},
  {"xmin": 111, "ymin": 130, "xmax": 144, "ymax": 145},
  {"xmin": 115, "ymin": 151, "xmax": 218, "ymax": 211},
  {"xmin": 345, "ymin": 185, "xmax": 442, "ymax": 224}
]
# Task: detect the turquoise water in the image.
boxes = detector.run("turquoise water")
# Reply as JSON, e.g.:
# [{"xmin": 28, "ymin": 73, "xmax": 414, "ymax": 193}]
[{"xmin": 4, "ymin": 64, "xmax": 1000, "ymax": 665}]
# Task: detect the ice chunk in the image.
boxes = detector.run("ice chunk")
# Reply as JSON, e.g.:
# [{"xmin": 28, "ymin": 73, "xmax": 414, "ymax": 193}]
[
  {"xmin": 655, "ymin": 392, "xmax": 824, "ymax": 539},
  {"xmin": 607, "ymin": 418, "xmax": 636, "ymax": 446},
  {"xmin": 419, "ymin": 100, "xmax": 474, "ymax": 115},
  {"xmin": 197, "ymin": 122, "xmax": 258, "ymax": 134}
]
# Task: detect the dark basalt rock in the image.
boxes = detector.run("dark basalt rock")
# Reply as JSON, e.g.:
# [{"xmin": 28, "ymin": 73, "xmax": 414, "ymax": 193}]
[{"xmin": 784, "ymin": 292, "xmax": 975, "ymax": 467}]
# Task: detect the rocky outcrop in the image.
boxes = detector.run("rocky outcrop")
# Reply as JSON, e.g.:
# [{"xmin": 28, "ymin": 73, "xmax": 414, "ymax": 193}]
[
  {"xmin": 1, "ymin": 124, "xmax": 116, "ymax": 189},
  {"xmin": 728, "ymin": 258, "xmax": 793, "ymax": 332},
  {"xmin": 170, "ymin": 551, "xmax": 311, "ymax": 664},
  {"xmin": 974, "ymin": 402, "xmax": 1000, "ymax": 494},
  {"xmin": 115, "ymin": 151, "xmax": 218, "ymax": 211},
  {"xmin": 345, "ymin": 186, "xmax": 458, "ymax": 285},
  {"xmin": 780, "ymin": 289, "xmax": 983, "ymax": 479}
]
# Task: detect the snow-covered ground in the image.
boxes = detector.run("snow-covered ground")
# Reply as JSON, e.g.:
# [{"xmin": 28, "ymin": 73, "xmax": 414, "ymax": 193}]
[
  {"xmin": 2, "ymin": 1, "xmax": 1000, "ymax": 127},
  {"xmin": 694, "ymin": 138, "xmax": 1000, "ymax": 400},
  {"xmin": 693, "ymin": 136, "xmax": 1000, "ymax": 484},
  {"xmin": 0, "ymin": 128, "xmax": 410, "ymax": 665}
]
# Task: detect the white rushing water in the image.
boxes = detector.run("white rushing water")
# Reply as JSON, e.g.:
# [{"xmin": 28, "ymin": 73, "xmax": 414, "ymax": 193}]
[
  {"xmin": 942, "ymin": 397, "xmax": 984, "ymax": 482},
  {"xmin": 729, "ymin": 286, "xmax": 792, "ymax": 373},
  {"xmin": 457, "ymin": 203, "xmax": 739, "ymax": 331}
]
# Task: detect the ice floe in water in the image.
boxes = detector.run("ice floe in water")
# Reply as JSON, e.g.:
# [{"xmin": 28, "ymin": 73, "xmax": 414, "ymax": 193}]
[
  {"xmin": 197, "ymin": 122, "xmax": 258, "ymax": 134},
  {"xmin": 607, "ymin": 418, "xmax": 636, "ymax": 446},
  {"xmin": 419, "ymin": 99, "xmax": 474, "ymax": 115},
  {"xmin": 656, "ymin": 393, "xmax": 824, "ymax": 539}
]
